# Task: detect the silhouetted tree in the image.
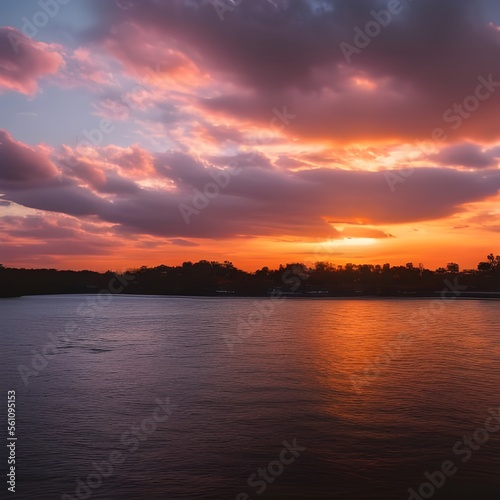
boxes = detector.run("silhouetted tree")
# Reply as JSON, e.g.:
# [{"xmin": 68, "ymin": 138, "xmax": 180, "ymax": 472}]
[{"xmin": 1, "ymin": 254, "xmax": 499, "ymax": 298}]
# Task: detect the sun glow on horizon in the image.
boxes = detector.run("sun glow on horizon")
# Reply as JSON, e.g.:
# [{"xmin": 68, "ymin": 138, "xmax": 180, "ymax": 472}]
[{"xmin": 323, "ymin": 238, "xmax": 378, "ymax": 248}]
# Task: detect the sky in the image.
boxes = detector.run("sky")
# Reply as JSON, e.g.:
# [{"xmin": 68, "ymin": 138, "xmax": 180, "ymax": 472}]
[{"xmin": 0, "ymin": 0, "xmax": 499, "ymax": 272}]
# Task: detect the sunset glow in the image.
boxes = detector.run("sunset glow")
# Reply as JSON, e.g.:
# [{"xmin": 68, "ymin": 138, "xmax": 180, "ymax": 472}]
[{"xmin": 1, "ymin": 0, "xmax": 500, "ymax": 272}]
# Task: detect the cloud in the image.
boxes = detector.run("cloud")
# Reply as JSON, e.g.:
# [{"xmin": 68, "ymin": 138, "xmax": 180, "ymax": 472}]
[
  {"xmin": 3, "ymin": 184, "xmax": 111, "ymax": 217},
  {"xmin": 2, "ymin": 133, "xmax": 500, "ymax": 241},
  {"xmin": 331, "ymin": 226, "xmax": 394, "ymax": 239},
  {"xmin": 154, "ymin": 151, "xmax": 209, "ymax": 186},
  {"xmin": 58, "ymin": 155, "xmax": 140, "ymax": 195},
  {"xmin": 0, "ymin": 129, "xmax": 59, "ymax": 184},
  {"xmin": 0, "ymin": 214, "xmax": 119, "ymax": 269},
  {"xmin": 100, "ymin": 20, "xmax": 208, "ymax": 90},
  {"xmin": 168, "ymin": 238, "xmax": 199, "ymax": 247},
  {"xmin": 432, "ymin": 143, "xmax": 500, "ymax": 168},
  {"xmin": 0, "ymin": 215, "xmax": 80, "ymax": 240},
  {"xmin": 0, "ymin": 27, "xmax": 63, "ymax": 94},
  {"xmin": 57, "ymin": 47, "xmax": 116, "ymax": 88},
  {"xmin": 87, "ymin": 0, "xmax": 500, "ymax": 143},
  {"xmin": 208, "ymin": 151, "xmax": 275, "ymax": 170}
]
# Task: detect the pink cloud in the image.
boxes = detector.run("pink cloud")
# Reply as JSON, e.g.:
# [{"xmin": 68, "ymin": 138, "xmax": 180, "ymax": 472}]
[
  {"xmin": 0, "ymin": 27, "xmax": 63, "ymax": 95},
  {"xmin": 0, "ymin": 129, "xmax": 59, "ymax": 184},
  {"xmin": 58, "ymin": 143, "xmax": 156, "ymax": 181},
  {"xmin": 102, "ymin": 21, "xmax": 208, "ymax": 89},
  {"xmin": 57, "ymin": 47, "xmax": 116, "ymax": 89}
]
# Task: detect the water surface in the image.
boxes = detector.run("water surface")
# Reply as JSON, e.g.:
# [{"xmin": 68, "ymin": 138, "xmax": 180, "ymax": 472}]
[{"xmin": 1, "ymin": 295, "xmax": 499, "ymax": 499}]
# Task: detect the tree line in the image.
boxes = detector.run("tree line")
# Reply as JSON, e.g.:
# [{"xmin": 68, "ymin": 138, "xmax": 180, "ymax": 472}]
[{"xmin": 0, "ymin": 254, "xmax": 499, "ymax": 298}]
